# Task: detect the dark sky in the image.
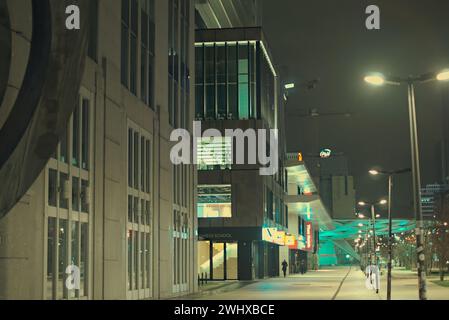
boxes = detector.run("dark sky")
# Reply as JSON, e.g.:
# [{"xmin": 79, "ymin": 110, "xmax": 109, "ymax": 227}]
[{"xmin": 263, "ymin": 0, "xmax": 449, "ymax": 218}]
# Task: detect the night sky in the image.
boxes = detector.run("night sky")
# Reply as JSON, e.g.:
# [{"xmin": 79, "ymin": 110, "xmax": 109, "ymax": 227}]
[{"xmin": 263, "ymin": 0, "xmax": 449, "ymax": 218}]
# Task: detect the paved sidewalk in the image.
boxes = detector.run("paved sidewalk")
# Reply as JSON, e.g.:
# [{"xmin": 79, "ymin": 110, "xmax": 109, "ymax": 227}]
[{"xmin": 176, "ymin": 266, "xmax": 449, "ymax": 300}]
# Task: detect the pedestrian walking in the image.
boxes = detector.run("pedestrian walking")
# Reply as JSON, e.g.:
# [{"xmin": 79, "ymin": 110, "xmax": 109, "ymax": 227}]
[
  {"xmin": 281, "ymin": 259, "xmax": 288, "ymax": 277},
  {"xmin": 300, "ymin": 260, "xmax": 306, "ymax": 274}
]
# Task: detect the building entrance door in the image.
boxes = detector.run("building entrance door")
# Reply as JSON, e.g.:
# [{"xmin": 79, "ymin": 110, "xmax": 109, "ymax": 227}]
[{"xmin": 197, "ymin": 241, "xmax": 238, "ymax": 280}]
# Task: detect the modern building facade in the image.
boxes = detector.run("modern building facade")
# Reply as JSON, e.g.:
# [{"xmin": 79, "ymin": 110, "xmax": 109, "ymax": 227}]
[
  {"xmin": 194, "ymin": 26, "xmax": 291, "ymax": 280},
  {"xmin": 0, "ymin": 0, "xmax": 197, "ymax": 300}
]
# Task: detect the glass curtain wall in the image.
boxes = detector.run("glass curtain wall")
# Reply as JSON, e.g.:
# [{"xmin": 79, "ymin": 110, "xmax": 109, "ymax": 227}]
[{"xmin": 195, "ymin": 41, "xmax": 258, "ymax": 121}]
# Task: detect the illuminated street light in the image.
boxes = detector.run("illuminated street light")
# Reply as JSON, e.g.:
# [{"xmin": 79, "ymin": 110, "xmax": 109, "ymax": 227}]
[
  {"xmin": 436, "ymin": 70, "xmax": 449, "ymax": 81},
  {"xmin": 379, "ymin": 199, "xmax": 388, "ymax": 205},
  {"xmin": 369, "ymin": 169, "xmax": 379, "ymax": 176},
  {"xmin": 358, "ymin": 201, "xmax": 366, "ymax": 206},
  {"xmin": 364, "ymin": 74, "xmax": 385, "ymax": 86},
  {"xmin": 363, "ymin": 69, "xmax": 449, "ymax": 300},
  {"xmin": 358, "ymin": 214, "xmax": 365, "ymax": 219}
]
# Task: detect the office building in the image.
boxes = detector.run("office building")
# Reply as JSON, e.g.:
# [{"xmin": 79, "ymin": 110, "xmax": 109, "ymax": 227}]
[{"xmin": 0, "ymin": 0, "xmax": 197, "ymax": 300}]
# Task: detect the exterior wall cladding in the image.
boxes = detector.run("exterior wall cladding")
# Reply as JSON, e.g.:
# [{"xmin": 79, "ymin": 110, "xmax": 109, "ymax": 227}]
[
  {"xmin": 195, "ymin": 27, "xmax": 292, "ymax": 280},
  {"xmin": 0, "ymin": 0, "xmax": 197, "ymax": 299}
]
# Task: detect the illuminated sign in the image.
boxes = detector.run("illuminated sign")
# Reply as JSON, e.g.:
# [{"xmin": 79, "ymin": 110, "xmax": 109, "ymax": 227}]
[
  {"xmin": 305, "ymin": 222, "xmax": 313, "ymax": 251},
  {"xmin": 273, "ymin": 230, "xmax": 286, "ymax": 246},
  {"xmin": 319, "ymin": 148, "xmax": 332, "ymax": 159},
  {"xmin": 285, "ymin": 235, "xmax": 296, "ymax": 246},
  {"xmin": 297, "ymin": 152, "xmax": 303, "ymax": 162},
  {"xmin": 262, "ymin": 228, "xmax": 278, "ymax": 243},
  {"xmin": 262, "ymin": 228, "xmax": 288, "ymax": 246}
]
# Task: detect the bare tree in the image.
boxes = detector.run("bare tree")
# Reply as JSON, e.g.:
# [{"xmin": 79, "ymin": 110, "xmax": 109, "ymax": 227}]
[{"xmin": 431, "ymin": 193, "xmax": 449, "ymax": 281}]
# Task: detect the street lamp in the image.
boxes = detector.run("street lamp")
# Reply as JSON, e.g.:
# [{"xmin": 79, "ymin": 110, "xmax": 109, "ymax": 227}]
[
  {"xmin": 369, "ymin": 168, "xmax": 411, "ymax": 300},
  {"xmin": 358, "ymin": 199, "xmax": 387, "ymax": 294},
  {"xmin": 364, "ymin": 69, "xmax": 449, "ymax": 300}
]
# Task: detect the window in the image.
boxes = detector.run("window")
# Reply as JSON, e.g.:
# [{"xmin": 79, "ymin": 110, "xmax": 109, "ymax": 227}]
[
  {"xmin": 81, "ymin": 180, "xmax": 89, "ymax": 213},
  {"xmin": 195, "ymin": 41, "xmax": 260, "ymax": 121},
  {"xmin": 122, "ymin": 0, "xmax": 155, "ymax": 103},
  {"xmin": 70, "ymin": 221, "xmax": 79, "ymax": 299},
  {"xmin": 197, "ymin": 136, "xmax": 232, "ymax": 170},
  {"xmin": 81, "ymin": 99, "xmax": 90, "ymax": 170},
  {"xmin": 198, "ymin": 185, "xmax": 232, "ymax": 218},
  {"xmin": 46, "ymin": 217, "xmax": 56, "ymax": 299},
  {"xmin": 128, "ymin": 129, "xmax": 133, "ymax": 187},
  {"xmin": 204, "ymin": 44, "xmax": 215, "ymax": 120},
  {"xmin": 60, "ymin": 127, "xmax": 68, "ymax": 163},
  {"xmin": 173, "ymin": 210, "xmax": 189, "ymax": 289},
  {"xmin": 72, "ymin": 103, "xmax": 80, "ymax": 167},
  {"xmin": 121, "ymin": 0, "xmax": 129, "ymax": 87},
  {"xmin": 238, "ymin": 43, "xmax": 249, "ymax": 119},
  {"xmin": 48, "ymin": 169, "xmax": 57, "ymax": 207},
  {"xmin": 195, "ymin": 45, "xmax": 204, "ymax": 119},
  {"xmin": 59, "ymin": 173, "xmax": 68, "ymax": 209},
  {"xmin": 266, "ymin": 187, "xmax": 273, "ymax": 220},
  {"xmin": 228, "ymin": 43, "xmax": 238, "ymax": 120},
  {"xmin": 72, "ymin": 177, "xmax": 80, "ymax": 212},
  {"xmin": 46, "ymin": 93, "xmax": 92, "ymax": 300},
  {"xmin": 216, "ymin": 44, "xmax": 227, "ymax": 119},
  {"xmin": 169, "ymin": 0, "xmax": 190, "ymax": 128},
  {"xmin": 57, "ymin": 220, "xmax": 68, "ymax": 299},
  {"xmin": 127, "ymin": 124, "xmax": 152, "ymax": 297}
]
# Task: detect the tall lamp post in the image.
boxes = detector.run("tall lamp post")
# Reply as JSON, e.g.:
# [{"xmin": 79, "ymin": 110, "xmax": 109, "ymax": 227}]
[
  {"xmin": 364, "ymin": 69, "xmax": 449, "ymax": 300},
  {"xmin": 369, "ymin": 168, "xmax": 411, "ymax": 300},
  {"xmin": 358, "ymin": 200, "xmax": 386, "ymax": 294}
]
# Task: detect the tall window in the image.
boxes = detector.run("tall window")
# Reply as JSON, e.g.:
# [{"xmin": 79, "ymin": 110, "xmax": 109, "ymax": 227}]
[
  {"xmin": 169, "ymin": 0, "xmax": 190, "ymax": 128},
  {"xmin": 238, "ymin": 43, "xmax": 249, "ymax": 119},
  {"xmin": 121, "ymin": 0, "xmax": 155, "ymax": 106},
  {"xmin": 127, "ymin": 123, "xmax": 152, "ymax": 298},
  {"xmin": 173, "ymin": 163, "xmax": 190, "ymax": 293},
  {"xmin": 46, "ymin": 94, "xmax": 92, "ymax": 300}
]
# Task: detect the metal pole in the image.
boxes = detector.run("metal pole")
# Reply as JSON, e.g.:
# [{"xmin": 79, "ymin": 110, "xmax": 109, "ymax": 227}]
[
  {"xmin": 387, "ymin": 174, "xmax": 393, "ymax": 300},
  {"xmin": 407, "ymin": 82, "xmax": 428, "ymax": 300},
  {"xmin": 371, "ymin": 204, "xmax": 378, "ymax": 293}
]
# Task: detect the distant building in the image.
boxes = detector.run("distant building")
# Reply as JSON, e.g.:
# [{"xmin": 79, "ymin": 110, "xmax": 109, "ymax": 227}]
[
  {"xmin": 306, "ymin": 154, "xmax": 356, "ymax": 220},
  {"xmin": 421, "ymin": 183, "xmax": 449, "ymax": 219}
]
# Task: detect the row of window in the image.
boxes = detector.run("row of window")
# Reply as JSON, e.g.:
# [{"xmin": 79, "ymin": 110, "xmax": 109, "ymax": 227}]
[
  {"xmin": 121, "ymin": 0, "xmax": 155, "ymax": 106},
  {"xmin": 128, "ymin": 196, "xmax": 151, "ymax": 226},
  {"xmin": 195, "ymin": 42, "xmax": 258, "ymax": 121},
  {"xmin": 48, "ymin": 169, "xmax": 89, "ymax": 213}
]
